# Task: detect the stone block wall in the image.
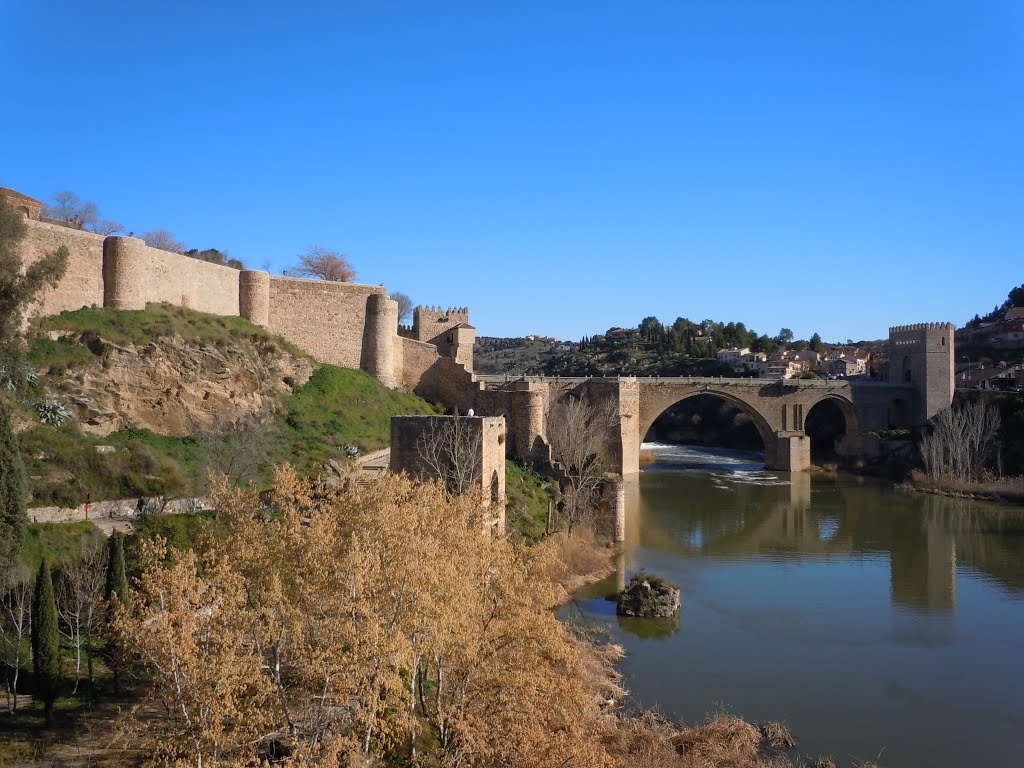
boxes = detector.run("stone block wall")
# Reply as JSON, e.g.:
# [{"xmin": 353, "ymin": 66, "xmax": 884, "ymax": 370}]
[
  {"xmin": 23, "ymin": 219, "xmax": 105, "ymax": 318},
  {"xmin": 389, "ymin": 415, "xmax": 506, "ymax": 531},
  {"xmin": 888, "ymin": 323, "xmax": 955, "ymax": 426},
  {"xmin": 15, "ymin": 197, "xmax": 470, "ymax": 394},
  {"xmin": 28, "ymin": 496, "xmax": 210, "ymax": 525},
  {"xmin": 410, "ymin": 306, "xmax": 470, "ymax": 343},
  {"xmin": 267, "ymin": 275, "xmax": 387, "ymax": 370},
  {"xmin": 103, "ymin": 236, "xmax": 240, "ymax": 315}
]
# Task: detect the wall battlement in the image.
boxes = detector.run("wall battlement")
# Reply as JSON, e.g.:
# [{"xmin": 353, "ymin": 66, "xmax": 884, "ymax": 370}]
[{"xmin": 889, "ymin": 322, "xmax": 956, "ymax": 334}]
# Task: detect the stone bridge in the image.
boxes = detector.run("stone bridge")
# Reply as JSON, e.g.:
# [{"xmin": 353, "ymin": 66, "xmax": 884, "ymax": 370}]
[
  {"xmin": 474, "ymin": 375, "xmax": 916, "ymax": 474},
  {"xmin": 408, "ymin": 322, "xmax": 953, "ymax": 477}
]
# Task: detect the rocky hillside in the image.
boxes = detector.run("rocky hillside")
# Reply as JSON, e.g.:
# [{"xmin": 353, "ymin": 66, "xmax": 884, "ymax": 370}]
[
  {"xmin": 39, "ymin": 322, "xmax": 315, "ymax": 437},
  {"xmin": 12, "ymin": 304, "xmax": 438, "ymax": 507}
]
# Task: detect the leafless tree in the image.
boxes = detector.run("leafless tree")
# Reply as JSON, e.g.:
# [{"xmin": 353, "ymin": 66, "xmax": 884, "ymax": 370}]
[
  {"xmin": 390, "ymin": 292, "xmax": 414, "ymax": 325},
  {"xmin": 56, "ymin": 540, "xmax": 107, "ymax": 693},
  {"xmin": 42, "ymin": 190, "xmax": 100, "ymax": 229},
  {"xmin": 920, "ymin": 400, "xmax": 1002, "ymax": 482},
  {"xmin": 93, "ymin": 219, "xmax": 126, "ymax": 235},
  {"xmin": 143, "ymin": 229, "xmax": 187, "ymax": 253},
  {"xmin": 415, "ymin": 415, "xmax": 482, "ymax": 498},
  {"xmin": 0, "ymin": 566, "xmax": 32, "ymax": 712},
  {"xmin": 287, "ymin": 244, "xmax": 356, "ymax": 282},
  {"xmin": 546, "ymin": 394, "xmax": 618, "ymax": 531},
  {"xmin": 200, "ymin": 414, "xmax": 279, "ymax": 487}
]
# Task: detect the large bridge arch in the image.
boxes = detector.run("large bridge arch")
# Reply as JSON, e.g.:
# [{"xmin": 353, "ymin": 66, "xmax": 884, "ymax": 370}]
[{"xmin": 637, "ymin": 388, "xmax": 779, "ymax": 468}]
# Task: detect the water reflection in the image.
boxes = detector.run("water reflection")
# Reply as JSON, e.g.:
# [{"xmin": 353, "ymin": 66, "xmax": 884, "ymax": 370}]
[
  {"xmin": 622, "ymin": 443, "xmax": 1024, "ymax": 614},
  {"xmin": 567, "ymin": 444, "xmax": 1024, "ymax": 767}
]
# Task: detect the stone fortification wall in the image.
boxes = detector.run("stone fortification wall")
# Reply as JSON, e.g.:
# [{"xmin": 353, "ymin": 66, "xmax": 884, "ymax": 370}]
[
  {"xmin": 411, "ymin": 305, "xmax": 470, "ymax": 343},
  {"xmin": 16, "ymin": 200, "xmax": 470, "ymax": 393},
  {"xmin": 103, "ymin": 236, "xmax": 240, "ymax": 315},
  {"xmin": 23, "ymin": 219, "xmax": 105, "ymax": 317},
  {"xmin": 389, "ymin": 415, "xmax": 506, "ymax": 531},
  {"xmin": 266, "ymin": 275, "xmax": 386, "ymax": 370}
]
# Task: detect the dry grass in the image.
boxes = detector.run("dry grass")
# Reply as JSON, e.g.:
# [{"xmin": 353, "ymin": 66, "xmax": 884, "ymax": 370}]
[
  {"xmin": 904, "ymin": 469, "xmax": 1024, "ymax": 504},
  {"xmin": 638, "ymin": 449, "xmax": 657, "ymax": 465},
  {"xmin": 759, "ymin": 721, "xmax": 796, "ymax": 750},
  {"xmin": 544, "ymin": 529, "xmax": 616, "ymax": 598},
  {"xmin": 601, "ymin": 711, "xmax": 801, "ymax": 768}
]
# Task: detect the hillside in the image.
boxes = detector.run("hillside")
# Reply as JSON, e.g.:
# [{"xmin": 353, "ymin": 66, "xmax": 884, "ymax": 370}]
[
  {"xmin": 473, "ymin": 336, "xmax": 571, "ymax": 375},
  {"xmin": 12, "ymin": 304, "xmax": 439, "ymax": 507}
]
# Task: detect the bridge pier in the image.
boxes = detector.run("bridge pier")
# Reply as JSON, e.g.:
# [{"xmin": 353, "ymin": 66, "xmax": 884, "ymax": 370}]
[{"xmin": 771, "ymin": 433, "xmax": 811, "ymax": 472}]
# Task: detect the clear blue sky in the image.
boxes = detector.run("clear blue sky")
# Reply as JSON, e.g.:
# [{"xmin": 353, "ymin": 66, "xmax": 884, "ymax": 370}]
[{"xmin": 2, "ymin": 1, "xmax": 1021, "ymax": 342}]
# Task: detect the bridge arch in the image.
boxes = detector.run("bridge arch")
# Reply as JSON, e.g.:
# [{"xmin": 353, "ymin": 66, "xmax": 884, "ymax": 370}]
[
  {"xmin": 638, "ymin": 388, "xmax": 779, "ymax": 468},
  {"xmin": 804, "ymin": 393, "xmax": 863, "ymax": 459}
]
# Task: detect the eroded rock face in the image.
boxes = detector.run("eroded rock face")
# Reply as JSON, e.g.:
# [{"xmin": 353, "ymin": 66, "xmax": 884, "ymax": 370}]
[{"xmin": 46, "ymin": 333, "xmax": 315, "ymax": 436}]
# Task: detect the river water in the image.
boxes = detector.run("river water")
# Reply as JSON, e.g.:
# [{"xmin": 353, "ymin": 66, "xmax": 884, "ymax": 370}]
[{"xmin": 563, "ymin": 443, "xmax": 1024, "ymax": 768}]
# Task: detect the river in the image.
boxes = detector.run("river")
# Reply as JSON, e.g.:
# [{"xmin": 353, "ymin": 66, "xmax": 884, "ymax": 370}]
[{"xmin": 563, "ymin": 443, "xmax": 1024, "ymax": 768}]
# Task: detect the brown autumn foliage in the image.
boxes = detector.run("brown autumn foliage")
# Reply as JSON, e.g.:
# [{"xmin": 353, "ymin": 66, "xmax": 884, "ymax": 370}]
[
  {"xmin": 114, "ymin": 469, "xmax": 807, "ymax": 767},
  {"xmin": 115, "ymin": 469, "xmax": 616, "ymax": 767}
]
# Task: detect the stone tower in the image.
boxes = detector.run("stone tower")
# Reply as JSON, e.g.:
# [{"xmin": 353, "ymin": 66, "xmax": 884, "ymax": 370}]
[{"xmin": 888, "ymin": 323, "xmax": 955, "ymax": 426}]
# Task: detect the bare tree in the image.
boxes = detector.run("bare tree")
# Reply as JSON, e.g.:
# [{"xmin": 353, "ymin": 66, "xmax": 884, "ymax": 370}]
[
  {"xmin": 42, "ymin": 191, "xmax": 102, "ymax": 229},
  {"xmin": 920, "ymin": 400, "xmax": 1002, "ymax": 482},
  {"xmin": 143, "ymin": 229, "xmax": 187, "ymax": 253},
  {"xmin": 545, "ymin": 394, "xmax": 618, "ymax": 531},
  {"xmin": 415, "ymin": 415, "xmax": 482, "ymax": 497},
  {"xmin": 200, "ymin": 415, "xmax": 279, "ymax": 487},
  {"xmin": 287, "ymin": 244, "xmax": 356, "ymax": 282},
  {"xmin": 390, "ymin": 292, "xmax": 414, "ymax": 325},
  {"xmin": 56, "ymin": 540, "xmax": 107, "ymax": 693},
  {"xmin": 0, "ymin": 565, "xmax": 32, "ymax": 712},
  {"xmin": 93, "ymin": 219, "xmax": 125, "ymax": 235}
]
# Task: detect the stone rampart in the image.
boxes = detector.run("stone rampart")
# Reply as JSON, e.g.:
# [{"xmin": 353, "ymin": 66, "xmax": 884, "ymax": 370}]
[
  {"xmin": 23, "ymin": 219, "xmax": 105, "ymax": 317},
  {"xmin": 103, "ymin": 236, "xmax": 240, "ymax": 315},
  {"xmin": 14, "ymin": 194, "xmax": 471, "ymax": 392},
  {"xmin": 267, "ymin": 275, "xmax": 386, "ymax": 369}
]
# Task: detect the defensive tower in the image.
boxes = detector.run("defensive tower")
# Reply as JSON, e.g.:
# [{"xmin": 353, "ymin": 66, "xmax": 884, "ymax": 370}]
[{"xmin": 888, "ymin": 322, "xmax": 955, "ymax": 426}]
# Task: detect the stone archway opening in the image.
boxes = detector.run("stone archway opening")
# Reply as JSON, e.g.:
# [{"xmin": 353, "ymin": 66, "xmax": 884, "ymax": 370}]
[
  {"xmin": 643, "ymin": 393, "xmax": 770, "ymax": 466},
  {"xmin": 805, "ymin": 396, "xmax": 862, "ymax": 464},
  {"xmin": 805, "ymin": 399, "xmax": 847, "ymax": 462}
]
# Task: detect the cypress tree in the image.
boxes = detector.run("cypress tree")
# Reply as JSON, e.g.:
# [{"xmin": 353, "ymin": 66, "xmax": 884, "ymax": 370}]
[
  {"xmin": 104, "ymin": 531, "xmax": 129, "ymax": 694},
  {"xmin": 104, "ymin": 531, "xmax": 129, "ymax": 605},
  {"xmin": 31, "ymin": 561, "xmax": 60, "ymax": 727},
  {"xmin": 0, "ymin": 403, "xmax": 27, "ymax": 573}
]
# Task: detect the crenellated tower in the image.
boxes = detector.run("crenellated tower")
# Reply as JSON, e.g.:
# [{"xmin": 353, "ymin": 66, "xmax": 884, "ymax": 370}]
[{"xmin": 887, "ymin": 322, "xmax": 955, "ymax": 426}]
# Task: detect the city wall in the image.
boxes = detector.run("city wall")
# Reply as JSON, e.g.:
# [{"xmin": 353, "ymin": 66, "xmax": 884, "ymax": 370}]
[{"xmin": 17, "ymin": 217, "xmax": 473, "ymax": 390}]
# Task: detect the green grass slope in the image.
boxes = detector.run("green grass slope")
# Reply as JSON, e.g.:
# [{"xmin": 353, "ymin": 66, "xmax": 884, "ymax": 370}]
[{"xmin": 18, "ymin": 306, "xmax": 440, "ymax": 505}]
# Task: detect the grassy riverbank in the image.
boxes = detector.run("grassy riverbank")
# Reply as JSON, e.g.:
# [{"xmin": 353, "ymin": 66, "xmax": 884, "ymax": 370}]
[{"xmin": 900, "ymin": 469, "xmax": 1024, "ymax": 504}]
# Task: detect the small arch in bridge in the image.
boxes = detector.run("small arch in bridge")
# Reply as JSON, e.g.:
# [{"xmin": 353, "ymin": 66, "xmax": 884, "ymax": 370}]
[{"xmin": 806, "ymin": 395, "xmax": 862, "ymax": 462}]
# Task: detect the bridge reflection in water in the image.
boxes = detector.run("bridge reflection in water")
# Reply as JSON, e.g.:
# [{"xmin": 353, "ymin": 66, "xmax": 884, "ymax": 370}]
[
  {"xmin": 570, "ymin": 443, "xmax": 1024, "ymax": 768},
  {"xmin": 614, "ymin": 445, "xmax": 1024, "ymax": 615}
]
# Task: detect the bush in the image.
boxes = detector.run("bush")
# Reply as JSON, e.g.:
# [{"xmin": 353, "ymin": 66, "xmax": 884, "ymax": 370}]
[{"xmin": 617, "ymin": 572, "xmax": 680, "ymax": 618}]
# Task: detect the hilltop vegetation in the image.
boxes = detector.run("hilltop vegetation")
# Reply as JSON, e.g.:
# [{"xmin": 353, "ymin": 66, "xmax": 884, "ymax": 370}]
[
  {"xmin": 14, "ymin": 305, "xmax": 439, "ymax": 506},
  {"xmin": 478, "ymin": 317, "xmax": 875, "ymax": 378}
]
